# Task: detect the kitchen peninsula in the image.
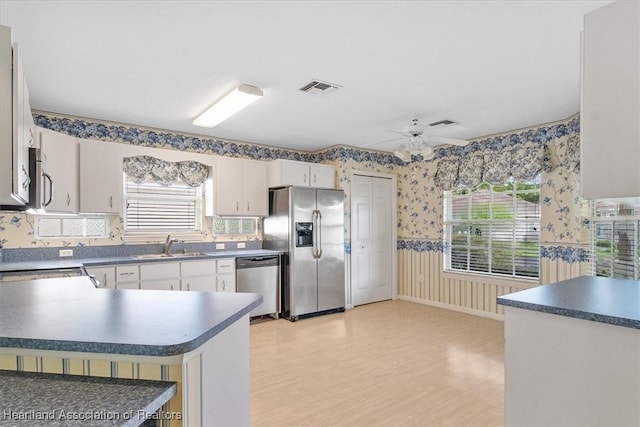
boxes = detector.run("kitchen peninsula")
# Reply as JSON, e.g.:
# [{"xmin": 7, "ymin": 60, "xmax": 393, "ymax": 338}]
[
  {"xmin": 498, "ymin": 276, "xmax": 640, "ymax": 426},
  {"xmin": 0, "ymin": 276, "xmax": 262, "ymax": 427}
]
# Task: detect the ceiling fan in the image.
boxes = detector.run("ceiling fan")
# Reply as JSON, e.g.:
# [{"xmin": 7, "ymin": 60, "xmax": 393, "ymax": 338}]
[{"xmin": 380, "ymin": 118, "xmax": 469, "ymax": 162}]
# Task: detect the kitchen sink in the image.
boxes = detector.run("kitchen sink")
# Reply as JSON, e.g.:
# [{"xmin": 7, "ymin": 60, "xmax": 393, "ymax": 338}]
[{"xmin": 133, "ymin": 252, "xmax": 208, "ymax": 260}]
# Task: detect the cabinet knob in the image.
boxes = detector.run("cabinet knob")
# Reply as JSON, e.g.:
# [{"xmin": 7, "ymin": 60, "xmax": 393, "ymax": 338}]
[
  {"xmin": 109, "ymin": 196, "xmax": 113, "ymax": 208},
  {"xmin": 66, "ymin": 193, "xmax": 71, "ymax": 206},
  {"xmin": 303, "ymin": 173, "xmax": 307, "ymax": 183},
  {"xmin": 247, "ymin": 202, "xmax": 250, "ymax": 212},
  {"xmin": 222, "ymin": 280, "xmax": 226, "ymax": 291},
  {"xmin": 236, "ymin": 201, "xmax": 239, "ymax": 211},
  {"xmin": 314, "ymin": 174, "xmax": 317, "ymax": 184},
  {"xmin": 187, "ymin": 283, "xmax": 190, "ymax": 291}
]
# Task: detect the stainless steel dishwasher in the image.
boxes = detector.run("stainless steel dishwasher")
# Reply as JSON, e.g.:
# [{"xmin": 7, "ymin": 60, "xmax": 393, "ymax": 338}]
[{"xmin": 236, "ymin": 255, "xmax": 280, "ymax": 318}]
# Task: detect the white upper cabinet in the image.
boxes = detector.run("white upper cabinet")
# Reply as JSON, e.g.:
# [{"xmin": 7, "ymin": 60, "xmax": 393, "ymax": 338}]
[
  {"xmin": 0, "ymin": 26, "xmax": 34, "ymax": 206},
  {"xmin": 267, "ymin": 159, "xmax": 335, "ymax": 189},
  {"xmin": 79, "ymin": 139, "xmax": 123, "ymax": 214},
  {"xmin": 38, "ymin": 128, "xmax": 79, "ymax": 213},
  {"xmin": 581, "ymin": 0, "xmax": 640, "ymax": 199},
  {"xmin": 207, "ymin": 156, "xmax": 267, "ymax": 216}
]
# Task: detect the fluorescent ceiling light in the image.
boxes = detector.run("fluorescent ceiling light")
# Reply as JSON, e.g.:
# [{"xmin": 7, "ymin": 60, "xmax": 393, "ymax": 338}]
[{"xmin": 193, "ymin": 84, "xmax": 263, "ymax": 128}]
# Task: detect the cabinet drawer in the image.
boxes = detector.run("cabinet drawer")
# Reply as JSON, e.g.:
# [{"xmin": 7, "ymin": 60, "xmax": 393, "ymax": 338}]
[
  {"xmin": 140, "ymin": 262, "xmax": 180, "ymax": 281},
  {"xmin": 217, "ymin": 258, "xmax": 235, "ymax": 274},
  {"xmin": 181, "ymin": 260, "xmax": 216, "ymax": 277},
  {"xmin": 115, "ymin": 265, "xmax": 139, "ymax": 283}
]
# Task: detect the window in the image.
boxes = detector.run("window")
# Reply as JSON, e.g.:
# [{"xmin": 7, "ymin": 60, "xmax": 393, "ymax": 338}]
[
  {"xmin": 592, "ymin": 200, "xmax": 640, "ymax": 280},
  {"xmin": 444, "ymin": 176, "xmax": 541, "ymax": 279},
  {"xmin": 213, "ymin": 217, "xmax": 258, "ymax": 235},
  {"xmin": 124, "ymin": 177, "xmax": 202, "ymax": 233},
  {"xmin": 36, "ymin": 216, "xmax": 109, "ymax": 239}
]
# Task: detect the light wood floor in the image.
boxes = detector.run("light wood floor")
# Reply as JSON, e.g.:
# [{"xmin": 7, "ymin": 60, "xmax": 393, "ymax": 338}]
[{"xmin": 250, "ymin": 300, "xmax": 504, "ymax": 427}]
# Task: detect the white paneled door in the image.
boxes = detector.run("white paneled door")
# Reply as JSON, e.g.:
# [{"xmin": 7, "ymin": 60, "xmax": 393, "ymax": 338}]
[{"xmin": 351, "ymin": 174, "xmax": 393, "ymax": 306}]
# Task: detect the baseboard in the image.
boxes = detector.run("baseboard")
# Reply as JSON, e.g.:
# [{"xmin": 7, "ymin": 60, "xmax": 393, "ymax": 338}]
[{"xmin": 398, "ymin": 295, "xmax": 505, "ymax": 322}]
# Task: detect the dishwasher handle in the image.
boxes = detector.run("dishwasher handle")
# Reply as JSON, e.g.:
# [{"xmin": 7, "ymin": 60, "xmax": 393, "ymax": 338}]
[{"xmin": 236, "ymin": 256, "xmax": 280, "ymax": 269}]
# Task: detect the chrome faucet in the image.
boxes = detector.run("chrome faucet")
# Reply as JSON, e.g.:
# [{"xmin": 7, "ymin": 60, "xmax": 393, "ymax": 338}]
[{"xmin": 164, "ymin": 234, "xmax": 179, "ymax": 256}]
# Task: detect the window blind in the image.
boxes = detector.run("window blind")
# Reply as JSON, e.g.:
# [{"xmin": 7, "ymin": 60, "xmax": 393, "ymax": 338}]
[
  {"xmin": 124, "ymin": 180, "xmax": 201, "ymax": 232},
  {"xmin": 593, "ymin": 200, "xmax": 640, "ymax": 280},
  {"xmin": 444, "ymin": 177, "xmax": 541, "ymax": 279}
]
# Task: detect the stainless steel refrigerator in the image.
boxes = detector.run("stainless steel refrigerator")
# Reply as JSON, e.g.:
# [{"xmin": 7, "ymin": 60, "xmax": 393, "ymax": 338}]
[{"xmin": 263, "ymin": 186, "xmax": 345, "ymax": 321}]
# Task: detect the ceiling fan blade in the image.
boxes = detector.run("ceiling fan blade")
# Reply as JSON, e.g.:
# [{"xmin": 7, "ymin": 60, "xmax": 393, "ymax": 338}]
[
  {"xmin": 372, "ymin": 136, "xmax": 404, "ymax": 145},
  {"xmin": 426, "ymin": 136, "xmax": 469, "ymax": 146},
  {"xmin": 381, "ymin": 129, "xmax": 410, "ymax": 136}
]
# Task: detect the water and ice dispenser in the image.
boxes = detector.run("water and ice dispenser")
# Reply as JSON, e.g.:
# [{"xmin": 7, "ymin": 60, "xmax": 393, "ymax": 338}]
[{"xmin": 295, "ymin": 222, "xmax": 313, "ymax": 247}]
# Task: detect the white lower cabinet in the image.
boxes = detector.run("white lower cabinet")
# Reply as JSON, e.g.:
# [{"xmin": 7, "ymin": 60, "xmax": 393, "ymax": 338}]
[
  {"xmin": 85, "ymin": 266, "xmax": 115, "ymax": 289},
  {"xmin": 182, "ymin": 275, "xmax": 215, "ymax": 292},
  {"xmin": 181, "ymin": 259, "xmax": 216, "ymax": 292},
  {"xmin": 140, "ymin": 262, "xmax": 180, "ymax": 291},
  {"xmin": 86, "ymin": 258, "xmax": 236, "ymax": 293},
  {"xmin": 217, "ymin": 274, "xmax": 235, "ymax": 292},
  {"xmin": 114, "ymin": 265, "xmax": 139, "ymax": 289}
]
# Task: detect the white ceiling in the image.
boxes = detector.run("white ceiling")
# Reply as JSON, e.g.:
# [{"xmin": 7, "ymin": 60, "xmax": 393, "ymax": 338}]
[{"xmin": 0, "ymin": 0, "xmax": 612, "ymax": 152}]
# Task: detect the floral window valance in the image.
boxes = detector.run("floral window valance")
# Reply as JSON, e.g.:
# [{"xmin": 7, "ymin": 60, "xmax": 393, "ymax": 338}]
[
  {"xmin": 123, "ymin": 156, "xmax": 209, "ymax": 187},
  {"xmin": 435, "ymin": 143, "xmax": 556, "ymax": 191}
]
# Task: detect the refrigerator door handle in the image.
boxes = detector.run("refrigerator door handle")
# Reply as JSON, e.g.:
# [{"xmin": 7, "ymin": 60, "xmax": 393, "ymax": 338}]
[
  {"xmin": 316, "ymin": 210, "xmax": 323, "ymax": 259},
  {"xmin": 312, "ymin": 209, "xmax": 320, "ymax": 259}
]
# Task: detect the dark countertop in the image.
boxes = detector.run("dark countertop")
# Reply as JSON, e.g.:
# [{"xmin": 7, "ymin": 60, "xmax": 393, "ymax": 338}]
[
  {"xmin": 0, "ymin": 369, "xmax": 176, "ymax": 427},
  {"xmin": 497, "ymin": 276, "xmax": 640, "ymax": 329},
  {"xmin": 0, "ymin": 276, "xmax": 262, "ymax": 356},
  {"xmin": 0, "ymin": 249, "xmax": 282, "ymax": 272}
]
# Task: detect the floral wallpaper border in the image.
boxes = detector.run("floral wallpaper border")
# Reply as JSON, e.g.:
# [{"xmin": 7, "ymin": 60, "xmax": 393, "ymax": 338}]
[
  {"xmin": 398, "ymin": 238, "xmax": 590, "ymax": 264},
  {"xmin": 540, "ymin": 245, "xmax": 591, "ymax": 263},
  {"xmin": 33, "ymin": 111, "xmax": 579, "ymax": 168}
]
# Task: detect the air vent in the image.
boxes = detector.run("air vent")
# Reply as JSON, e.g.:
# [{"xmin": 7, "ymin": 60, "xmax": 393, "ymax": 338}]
[
  {"xmin": 299, "ymin": 79, "xmax": 341, "ymax": 96},
  {"xmin": 428, "ymin": 119, "xmax": 460, "ymax": 128}
]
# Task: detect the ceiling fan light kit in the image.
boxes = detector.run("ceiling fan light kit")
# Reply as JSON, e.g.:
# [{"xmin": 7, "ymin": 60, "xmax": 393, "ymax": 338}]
[
  {"xmin": 384, "ymin": 117, "xmax": 468, "ymax": 162},
  {"xmin": 193, "ymin": 84, "xmax": 263, "ymax": 128}
]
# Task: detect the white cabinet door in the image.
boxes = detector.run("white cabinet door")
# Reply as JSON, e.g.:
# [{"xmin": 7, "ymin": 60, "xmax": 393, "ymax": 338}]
[
  {"xmin": 0, "ymin": 28, "xmax": 32, "ymax": 206},
  {"xmin": 210, "ymin": 157, "xmax": 267, "ymax": 216},
  {"xmin": 268, "ymin": 159, "xmax": 336, "ymax": 189},
  {"xmin": 216, "ymin": 273, "xmax": 235, "ymax": 292},
  {"xmin": 181, "ymin": 260, "xmax": 216, "ymax": 277},
  {"xmin": 182, "ymin": 275, "xmax": 216, "ymax": 292},
  {"xmin": 141, "ymin": 279, "xmax": 179, "ymax": 291},
  {"xmin": 310, "ymin": 164, "xmax": 335, "ymax": 189},
  {"xmin": 243, "ymin": 159, "xmax": 267, "ymax": 216},
  {"xmin": 581, "ymin": 0, "xmax": 640, "ymax": 199},
  {"xmin": 39, "ymin": 128, "xmax": 79, "ymax": 213},
  {"xmin": 85, "ymin": 266, "xmax": 115, "ymax": 289},
  {"xmin": 114, "ymin": 282, "xmax": 139, "ymax": 290},
  {"xmin": 212, "ymin": 157, "xmax": 243, "ymax": 215},
  {"xmin": 79, "ymin": 139, "xmax": 123, "ymax": 214},
  {"xmin": 140, "ymin": 262, "xmax": 180, "ymax": 290},
  {"xmin": 278, "ymin": 159, "xmax": 310, "ymax": 187}
]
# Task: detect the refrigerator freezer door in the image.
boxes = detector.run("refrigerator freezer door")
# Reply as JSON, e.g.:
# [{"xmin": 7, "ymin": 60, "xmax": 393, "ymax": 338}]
[
  {"xmin": 317, "ymin": 189, "xmax": 345, "ymax": 312},
  {"xmin": 290, "ymin": 187, "xmax": 318, "ymax": 316}
]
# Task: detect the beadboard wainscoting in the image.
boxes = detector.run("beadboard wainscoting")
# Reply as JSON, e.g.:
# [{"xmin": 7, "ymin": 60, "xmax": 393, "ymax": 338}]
[{"xmin": 397, "ymin": 242, "xmax": 591, "ymax": 320}]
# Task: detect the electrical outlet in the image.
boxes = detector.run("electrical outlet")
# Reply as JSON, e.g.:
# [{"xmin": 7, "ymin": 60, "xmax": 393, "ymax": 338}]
[
  {"xmin": 215, "ymin": 243, "xmax": 225, "ymax": 250},
  {"xmin": 59, "ymin": 249, "xmax": 73, "ymax": 257},
  {"xmin": 237, "ymin": 242, "xmax": 246, "ymax": 249}
]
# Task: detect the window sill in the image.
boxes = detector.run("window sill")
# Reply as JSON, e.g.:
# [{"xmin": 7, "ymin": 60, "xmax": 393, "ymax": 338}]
[
  {"xmin": 441, "ymin": 270, "xmax": 540, "ymax": 290},
  {"xmin": 122, "ymin": 231, "xmax": 207, "ymax": 244}
]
